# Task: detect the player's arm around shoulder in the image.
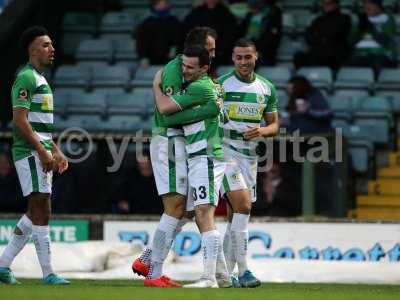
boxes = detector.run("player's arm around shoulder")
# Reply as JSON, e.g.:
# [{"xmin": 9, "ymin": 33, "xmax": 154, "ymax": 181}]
[{"xmin": 153, "ymin": 68, "xmax": 182, "ymax": 115}]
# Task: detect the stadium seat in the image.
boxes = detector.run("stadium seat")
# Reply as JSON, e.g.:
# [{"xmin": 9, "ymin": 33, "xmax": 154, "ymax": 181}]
[
  {"xmin": 119, "ymin": 0, "xmax": 150, "ymax": 8},
  {"xmin": 131, "ymin": 88, "xmax": 154, "ymax": 113},
  {"xmin": 102, "ymin": 114, "xmax": 144, "ymax": 132},
  {"xmin": 281, "ymin": 0, "xmax": 315, "ymax": 10},
  {"xmin": 276, "ymin": 89, "xmax": 289, "ymax": 110},
  {"xmin": 342, "ymin": 124, "xmax": 375, "ymax": 174},
  {"xmin": 282, "ymin": 13, "xmax": 295, "ymax": 36},
  {"xmin": 100, "ymin": 11, "xmax": 136, "ymax": 34},
  {"xmin": 375, "ymin": 68, "xmax": 400, "ymax": 91},
  {"xmin": 330, "ymin": 118, "xmax": 349, "ymax": 129},
  {"xmin": 114, "ymin": 38, "xmax": 137, "ymax": 61},
  {"xmin": 66, "ymin": 91, "xmax": 107, "ymax": 117},
  {"xmin": 106, "ymin": 91, "xmax": 148, "ymax": 117},
  {"xmin": 293, "ymin": 10, "xmax": 315, "ymax": 34},
  {"xmin": 171, "ymin": 8, "xmax": 190, "ymax": 20},
  {"xmin": 375, "ymin": 92, "xmax": 400, "ymax": 114},
  {"xmin": 297, "ymin": 67, "xmax": 333, "ymax": 92},
  {"xmin": 276, "ymin": 37, "xmax": 306, "ymax": 62},
  {"xmin": 353, "ymin": 97, "xmax": 393, "ymax": 145},
  {"xmin": 52, "ymin": 65, "xmax": 91, "ymax": 90},
  {"xmin": 62, "ymin": 12, "xmax": 97, "ymax": 34},
  {"xmin": 75, "ymin": 38, "xmax": 114, "ymax": 63},
  {"xmin": 53, "ymin": 89, "xmax": 71, "ymax": 117},
  {"xmin": 61, "ymin": 33, "xmax": 93, "ymax": 57},
  {"xmin": 327, "ymin": 96, "xmax": 358, "ymax": 122},
  {"xmin": 333, "ymin": 90, "xmax": 370, "ymax": 101},
  {"xmin": 131, "ymin": 65, "xmax": 162, "ymax": 87},
  {"xmin": 63, "ymin": 114, "xmax": 105, "ymax": 132},
  {"xmin": 91, "ymin": 65, "xmax": 131, "ymax": 90},
  {"xmin": 334, "ymin": 67, "xmax": 374, "ymax": 91},
  {"xmin": 217, "ymin": 65, "xmax": 234, "ymax": 77},
  {"xmin": 257, "ymin": 66, "xmax": 291, "ymax": 89}
]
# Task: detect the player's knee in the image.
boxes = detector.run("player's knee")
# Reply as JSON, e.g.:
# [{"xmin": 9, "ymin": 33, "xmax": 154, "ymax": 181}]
[
  {"xmin": 14, "ymin": 227, "xmax": 23, "ymax": 235},
  {"xmin": 184, "ymin": 210, "xmax": 195, "ymax": 220}
]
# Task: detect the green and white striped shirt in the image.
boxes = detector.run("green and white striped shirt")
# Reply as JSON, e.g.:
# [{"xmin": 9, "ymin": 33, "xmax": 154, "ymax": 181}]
[
  {"xmin": 11, "ymin": 64, "xmax": 54, "ymax": 162},
  {"xmin": 218, "ymin": 71, "xmax": 278, "ymax": 156},
  {"xmin": 171, "ymin": 75, "xmax": 224, "ymax": 159}
]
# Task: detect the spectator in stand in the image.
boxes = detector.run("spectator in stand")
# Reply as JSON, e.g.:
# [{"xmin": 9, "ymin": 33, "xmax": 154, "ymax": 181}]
[
  {"xmin": 136, "ymin": 0, "xmax": 182, "ymax": 67},
  {"xmin": 285, "ymin": 75, "xmax": 332, "ymax": 134},
  {"xmin": 347, "ymin": 0, "xmax": 397, "ymax": 75},
  {"xmin": 0, "ymin": 152, "xmax": 23, "ymax": 212},
  {"xmin": 294, "ymin": 0, "xmax": 351, "ymax": 70},
  {"xmin": 112, "ymin": 152, "xmax": 162, "ymax": 214},
  {"xmin": 240, "ymin": 0, "xmax": 282, "ymax": 65},
  {"xmin": 183, "ymin": 0, "xmax": 238, "ymax": 64}
]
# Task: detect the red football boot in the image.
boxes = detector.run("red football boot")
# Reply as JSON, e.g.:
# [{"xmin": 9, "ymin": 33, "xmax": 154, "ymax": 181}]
[
  {"xmin": 132, "ymin": 258, "xmax": 149, "ymax": 277},
  {"xmin": 144, "ymin": 277, "xmax": 174, "ymax": 287},
  {"xmin": 161, "ymin": 276, "xmax": 182, "ymax": 288}
]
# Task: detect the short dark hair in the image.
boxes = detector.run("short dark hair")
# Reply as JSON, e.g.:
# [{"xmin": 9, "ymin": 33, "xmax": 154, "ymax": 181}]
[
  {"xmin": 20, "ymin": 26, "xmax": 49, "ymax": 54},
  {"xmin": 234, "ymin": 38, "xmax": 257, "ymax": 50},
  {"xmin": 184, "ymin": 26, "xmax": 217, "ymax": 48},
  {"xmin": 183, "ymin": 46, "xmax": 211, "ymax": 67}
]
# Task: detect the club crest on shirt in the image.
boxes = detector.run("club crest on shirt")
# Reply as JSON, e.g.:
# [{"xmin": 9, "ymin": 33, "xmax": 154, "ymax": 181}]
[
  {"xmin": 165, "ymin": 86, "xmax": 174, "ymax": 96},
  {"xmin": 18, "ymin": 89, "xmax": 28, "ymax": 100},
  {"xmin": 257, "ymin": 94, "xmax": 264, "ymax": 104}
]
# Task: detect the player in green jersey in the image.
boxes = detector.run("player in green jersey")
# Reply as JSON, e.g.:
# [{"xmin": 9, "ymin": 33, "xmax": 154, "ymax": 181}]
[
  {"xmin": 0, "ymin": 26, "xmax": 69, "ymax": 285},
  {"xmin": 133, "ymin": 27, "xmax": 231, "ymax": 288},
  {"xmin": 219, "ymin": 38, "xmax": 279, "ymax": 287},
  {"xmin": 152, "ymin": 46, "xmax": 228, "ymax": 288}
]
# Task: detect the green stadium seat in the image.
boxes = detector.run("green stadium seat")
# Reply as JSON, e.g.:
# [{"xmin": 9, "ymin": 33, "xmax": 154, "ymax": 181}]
[
  {"xmin": 131, "ymin": 65, "xmax": 162, "ymax": 87},
  {"xmin": 297, "ymin": 67, "xmax": 333, "ymax": 92},
  {"xmin": 75, "ymin": 38, "xmax": 114, "ymax": 63},
  {"xmin": 375, "ymin": 68, "xmax": 400, "ymax": 91},
  {"xmin": 61, "ymin": 33, "xmax": 93, "ymax": 57},
  {"xmin": 53, "ymin": 65, "xmax": 91, "ymax": 90},
  {"xmin": 62, "ymin": 12, "xmax": 97, "ymax": 34},
  {"xmin": 91, "ymin": 65, "xmax": 131, "ymax": 90},
  {"xmin": 334, "ymin": 67, "xmax": 374, "ymax": 91},
  {"xmin": 257, "ymin": 66, "xmax": 291, "ymax": 89},
  {"xmin": 100, "ymin": 11, "xmax": 136, "ymax": 34}
]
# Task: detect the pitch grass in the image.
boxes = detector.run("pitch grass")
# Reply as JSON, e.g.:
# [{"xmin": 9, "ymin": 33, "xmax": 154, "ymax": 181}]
[{"xmin": 1, "ymin": 279, "xmax": 399, "ymax": 300}]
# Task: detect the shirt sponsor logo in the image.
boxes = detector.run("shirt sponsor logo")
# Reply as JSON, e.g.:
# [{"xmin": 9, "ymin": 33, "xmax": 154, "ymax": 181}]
[{"xmin": 257, "ymin": 94, "xmax": 265, "ymax": 104}]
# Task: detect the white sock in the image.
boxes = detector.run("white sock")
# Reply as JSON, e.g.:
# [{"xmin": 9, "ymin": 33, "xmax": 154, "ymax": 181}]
[
  {"xmin": 223, "ymin": 222, "xmax": 235, "ymax": 274},
  {"xmin": 216, "ymin": 231, "xmax": 229, "ymax": 279},
  {"xmin": 0, "ymin": 215, "xmax": 32, "ymax": 268},
  {"xmin": 201, "ymin": 230, "xmax": 219, "ymax": 281},
  {"xmin": 231, "ymin": 213, "xmax": 250, "ymax": 276},
  {"xmin": 138, "ymin": 247, "xmax": 152, "ymax": 265},
  {"xmin": 173, "ymin": 218, "xmax": 188, "ymax": 240},
  {"xmin": 32, "ymin": 225, "xmax": 53, "ymax": 278},
  {"xmin": 147, "ymin": 213, "xmax": 179, "ymax": 279}
]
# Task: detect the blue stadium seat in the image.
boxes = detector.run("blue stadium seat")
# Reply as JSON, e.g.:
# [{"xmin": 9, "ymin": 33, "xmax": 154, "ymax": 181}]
[
  {"xmin": 91, "ymin": 65, "xmax": 131, "ymax": 90},
  {"xmin": 375, "ymin": 68, "xmax": 400, "ymax": 91},
  {"xmin": 277, "ymin": 37, "xmax": 306, "ymax": 62},
  {"xmin": 327, "ymin": 96, "xmax": 358, "ymax": 122},
  {"xmin": 61, "ymin": 33, "xmax": 93, "ymax": 57},
  {"xmin": 375, "ymin": 92, "xmax": 400, "ymax": 114},
  {"xmin": 257, "ymin": 66, "xmax": 291, "ymax": 89},
  {"xmin": 293, "ymin": 10, "xmax": 315, "ymax": 34},
  {"xmin": 334, "ymin": 67, "xmax": 374, "ymax": 91},
  {"xmin": 297, "ymin": 67, "xmax": 333, "ymax": 92},
  {"xmin": 276, "ymin": 89, "xmax": 289, "ymax": 111},
  {"xmin": 106, "ymin": 91, "xmax": 148, "ymax": 117},
  {"xmin": 131, "ymin": 65, "xmax": 162, "ymax": 87},
  {"xmin": 353, "ymin": 97, "xmax": 393, "ymax": 145},
  {"xmin": 75, "ymin": 38, "xmax": 114, "ymax": 63},
  {"xmin": 62, "ymin": 12, "xmax": 97, "ymax": 34},
  {"xmin": 102, "ymin": 114, "xmax": 144, "ymax": 132},
  {"xmin": 217, "ymin": 65, "xmax": 234, "ymax": 77},
  {"xmin": 66, "ymin": 91, "xmax": 107, "ymax": 117},
  {"xmin": 100, "ymin": 11, "xmax": 136, "ymax": 34},
  {"xmin": 333, "ymin": 90, "xmax": 370, "ymax": 101},
  {"xmin": 114, "ymin": 38, "xmax": 137, "ymax": 61},
  {"xmin": 282, "ymin": 13, "xmax": 295, "ymax": 36},
  {"xmin": 52, "ymin": 65, "xmax": 91, "ymax": 90}
]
